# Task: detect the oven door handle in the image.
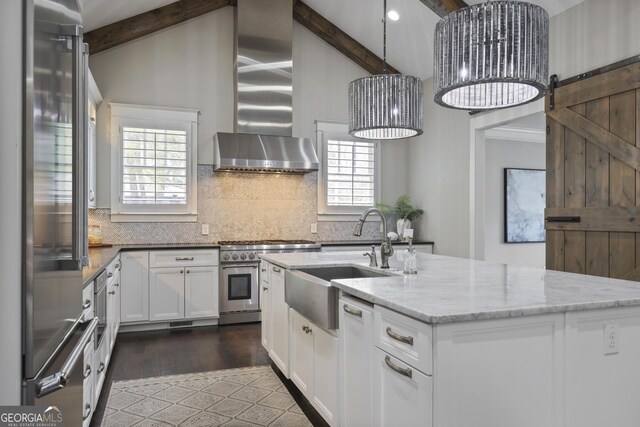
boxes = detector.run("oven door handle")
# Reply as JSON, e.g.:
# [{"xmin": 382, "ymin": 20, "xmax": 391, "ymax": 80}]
[{"xmin": 222, "ymin": 264, "xmax": 259, "ymax": 269}]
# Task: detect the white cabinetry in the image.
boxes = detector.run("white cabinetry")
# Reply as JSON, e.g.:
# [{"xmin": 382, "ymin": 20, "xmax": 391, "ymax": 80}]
[
  {"xmin": 290, "ymin": 308, "xmax": 338, "ymax": 426},
  {"xmin": 339, "ymin": 296, "xmax": 374, "ymax": 427},
  {"xmin": 373, "ymin": 348, "xmax": 432, "ymax": 427},
  {"xmin": 185, "ymin": 266, "xmax": 219, "ymax": 319},
  {"xmin": 120, "ymin": 252, "xmax": 149, "ymax": 323},
  {"xmin": 82, "ymin": 340, "xmax": 94, "ymax": 427},
  {"xmin": 106, "ymin": 257, "xmax": 121, "ymax": 354},
  {"xmin": 147, "ymin": 250, "xmax": 219, "ymax": 323},
  {"xmin": 260, "ymin": 262, "xmax": 271, "ymax": 352},
  {"xmin": 149, "ymin": 268, "xmax": 185, "ymax": 321},
  {"xmin": 87, "ymin": 71, "xmax": 101, "ymax": 209},
  {"xmin": 269, "ymin": 264, "xmax": 289, "ymax": 376}
]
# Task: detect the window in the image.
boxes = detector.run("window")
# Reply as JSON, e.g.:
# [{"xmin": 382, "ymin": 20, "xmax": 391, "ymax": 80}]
[
  {"xmin": 110, "ymin": 104, "xmax": 198, "ymax": 222},
  {"xmin": 317, "ymin": 121, "xmax": 380, "ymax": 216}
]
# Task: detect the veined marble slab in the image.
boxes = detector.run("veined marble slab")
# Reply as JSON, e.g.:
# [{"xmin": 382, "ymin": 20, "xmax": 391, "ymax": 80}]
[{"xmin": 259, "ymin": 251, "xmax": 640, "ymax": 324}]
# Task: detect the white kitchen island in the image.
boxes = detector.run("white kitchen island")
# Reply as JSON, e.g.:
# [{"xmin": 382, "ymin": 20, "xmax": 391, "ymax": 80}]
[{"xmin": 259, "ymin": 251, "xmax": 640, "ymax": 427}]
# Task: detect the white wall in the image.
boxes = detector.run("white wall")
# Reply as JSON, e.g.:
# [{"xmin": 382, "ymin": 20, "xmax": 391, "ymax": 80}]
[
  {"xmin": 484, "ymin": 139, "xmax": 545, "ymax": 268},
  {"xmin": 408, "ymin": 78, "xmax": 470, "ymax": 257},
  {"xmin": 0, "ymin": 0, "xmax": 23, "ymax": 405},
  {"xmin": 89, "ymin": 7, "xmax": 408, "ymax": 217},
  {"xmin": 550, "ymin": 0, "xmax": 640, "ymax": 80}
]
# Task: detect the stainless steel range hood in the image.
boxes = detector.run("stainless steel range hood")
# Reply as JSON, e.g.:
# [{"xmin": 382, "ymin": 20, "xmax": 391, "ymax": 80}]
[{"xmin": 213, "ymin": 0, "xmax": 318, "ymax": 173}]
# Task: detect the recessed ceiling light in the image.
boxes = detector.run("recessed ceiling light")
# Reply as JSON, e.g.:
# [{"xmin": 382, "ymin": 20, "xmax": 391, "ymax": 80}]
[{"xmin": 387, "ymin": 10, "xmax": 400, "ymax": 21}]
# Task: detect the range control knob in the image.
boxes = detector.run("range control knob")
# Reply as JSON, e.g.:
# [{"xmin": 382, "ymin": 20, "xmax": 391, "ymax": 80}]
[
  {"xmin": 241, "ymin": 253, "xmax": 247, "ymax": 260},
  {"xmin": 249, "ymin": 253, "xmax": 255, "ymax": 260},
  {"xmin": 223, "ymin": 254, "xmax": 230, "ymax": 261},
  {"xmin": 232, "ymin": 253, "xmax": 239, "ymax": 260}
]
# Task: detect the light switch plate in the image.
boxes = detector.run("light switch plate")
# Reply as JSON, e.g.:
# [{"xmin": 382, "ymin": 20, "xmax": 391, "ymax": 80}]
[
  {"xmin": 201, "ymin": 223, "xmax": 209, "ymax": 235},
  {"xmin": 310, "ymin": 223, "xmax": 318, "ymax": 234}
]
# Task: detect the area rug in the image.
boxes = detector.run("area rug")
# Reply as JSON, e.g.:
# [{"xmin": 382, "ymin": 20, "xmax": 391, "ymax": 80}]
[{"xmin": 100, "ymin": 365, "xmax": 313, "ymax": 427}]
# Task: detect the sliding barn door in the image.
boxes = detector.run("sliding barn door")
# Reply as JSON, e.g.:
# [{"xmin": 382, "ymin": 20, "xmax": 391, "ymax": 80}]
[{"xmin": 545, "ymin": 59, "xmax": 640, "ymax": 279}]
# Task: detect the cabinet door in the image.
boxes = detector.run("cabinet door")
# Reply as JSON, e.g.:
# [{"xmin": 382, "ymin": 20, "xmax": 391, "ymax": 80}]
[
  {"xmin": 269, "ymin": 265, "xmax": 289, "ymax": 376},
  {"xmin": 313, "ymin": 325, "xmax": 338, "ymax": 426},
  {"xmin": 290, "ymin": 309, "xmax": 314, "ymax": 397},
  {"xmin": 185, "ymin": 266, "xmax": 218, "ymax": 319},
  {"xmin": 149, "ymin": 268, "xmax": 185, "ymax": 321},
  {"xmin": 120, "ymin": 252, "xmax": 149, "ymax": 323},
  {"xmin": 339, "ymin": 297, "xmax": 374, "ymax": 427},
  {"xmin": 261, "ymin": 282, "xmax": 271, "ymax": 352},
  {"xmin": 373, "ymin": 348, "xmax": 432, "ymax": 427},
  {"xmin": 106, "ymin": 282, "xmax": 116, "ymax": 350}
]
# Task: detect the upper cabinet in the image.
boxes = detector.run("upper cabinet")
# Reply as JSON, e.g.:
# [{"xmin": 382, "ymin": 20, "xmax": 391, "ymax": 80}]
[{"xmin": 87, "ymin": 70, "xmax": 102, "ymax": 209}]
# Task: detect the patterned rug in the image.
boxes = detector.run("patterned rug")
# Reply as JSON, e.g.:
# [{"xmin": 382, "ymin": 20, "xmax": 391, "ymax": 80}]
[{"xmin": 100, "ymin": 365, "xmax": 313, "ymax": 427}]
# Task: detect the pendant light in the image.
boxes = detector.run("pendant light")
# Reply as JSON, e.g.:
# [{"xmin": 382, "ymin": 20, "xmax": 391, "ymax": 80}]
[
  {"xmin": 434, "ymin": 1, "xmax": 549, "ymax": 110},
  {"xmin": 348, "ymin": 0, "xmax": 424, "ymax": 140}
]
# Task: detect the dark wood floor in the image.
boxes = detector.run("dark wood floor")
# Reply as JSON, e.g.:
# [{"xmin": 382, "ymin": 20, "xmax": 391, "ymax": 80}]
[{"xmin": 90, "ymin": 323, "xmax": 326, "ymax": 427}]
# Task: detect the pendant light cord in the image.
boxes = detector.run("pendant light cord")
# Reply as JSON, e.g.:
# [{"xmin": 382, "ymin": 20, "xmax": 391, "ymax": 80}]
[{"xmin": 383, "ymin": 0, "xmax": 387, "ymax": 74}]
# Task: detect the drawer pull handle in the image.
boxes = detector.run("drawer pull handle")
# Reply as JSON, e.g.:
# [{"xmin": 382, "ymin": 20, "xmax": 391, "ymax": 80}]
[
  {"xmin": 272, "ymin": 266, "xmax": 281, "ymax": 273},
  {"xmin": 545, "ymin": 216, "xmax": 581, "ymax": 223},
  {"xmin": 84, "ymin": 365, "xmax": 92, "ymax": 379},
  {"xmin": 176, "ymin": 256, "xmax": 195, "ymax": 261},
  {"xmin": 97, "ymin": 362, "xmax": 105, "ymax": 374},
  {"xmin": 108, "ymin": 291, "xmax": 115, "ymax": 295},
  {"xmin": 83, "ymin": 403, "xmax": 91, "ymax": 420},
  {"xmin": 386, "ymin": 327, "xmax": 414, "ymax": 345},
  {"xmin": 343, "ymin": 304, "xmax": 362, "ymax": 317},
  {"xmin": 83, "ymin": 299, "xmax": 92, "ymax": 309},
  {"xmin": 107, "ymin": 272, "xmax": 113, "ymax": 278},
  {"xmin": 261, "ymin": 268, "xmax": 267, "ymax": 273},
  {"xmin": 263, "ymin": 286, "xmax": 268, "ymax": 291},
  {"xmin": 115, "ymin": 283, "xmax": 119, "ymax": 287},
  {"xmin": 385, "ymin": 355, "xmax": 412, "ymax": 379}
]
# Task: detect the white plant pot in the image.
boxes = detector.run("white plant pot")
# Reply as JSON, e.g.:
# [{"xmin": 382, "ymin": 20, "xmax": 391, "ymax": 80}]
[{"xmin": 397, "ymin": 219, "xmax": 411, "ymax": 239}]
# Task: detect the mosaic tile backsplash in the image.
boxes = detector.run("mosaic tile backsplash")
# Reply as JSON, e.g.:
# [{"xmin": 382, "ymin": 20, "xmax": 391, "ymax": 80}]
[{"xmin": 89, "ymin": 165, "xmax": 383, "ymax": 245}]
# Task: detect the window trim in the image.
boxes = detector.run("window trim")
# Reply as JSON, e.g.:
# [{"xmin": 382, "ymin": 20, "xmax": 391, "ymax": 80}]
[
  {"xmin": 316, "ymin": 121, "xmax": 381, "ymax": 218},
  {"xmin": 110, "ymin": 103, "xmax": 199, "ymax": 222}
]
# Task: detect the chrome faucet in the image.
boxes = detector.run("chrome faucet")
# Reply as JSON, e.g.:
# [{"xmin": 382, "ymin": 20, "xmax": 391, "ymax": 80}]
[
  {"xmin": 363, "ymin": 245, "xmax": 378, "ymax": 268},
  {"xmin": 353, "ymin": 208, "xmax": 394, "ymax": 269}
]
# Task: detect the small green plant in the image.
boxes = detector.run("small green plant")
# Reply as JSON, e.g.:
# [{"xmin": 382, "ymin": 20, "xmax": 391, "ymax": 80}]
[{"xmin": 376, "ymin": 195, "xmax": 424, "ymax": 221}]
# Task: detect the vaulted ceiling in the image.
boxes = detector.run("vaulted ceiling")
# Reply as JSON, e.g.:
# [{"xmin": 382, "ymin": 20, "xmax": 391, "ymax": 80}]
[{"xmin": 81, "ymin": 0, "xmax": 586, "ymax": 80}]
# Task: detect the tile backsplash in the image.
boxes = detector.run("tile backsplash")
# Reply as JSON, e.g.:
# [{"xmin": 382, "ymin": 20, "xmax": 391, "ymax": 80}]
[{"xmin": 89, "ymin": 165, "xmax": 383, "ymax": 245}]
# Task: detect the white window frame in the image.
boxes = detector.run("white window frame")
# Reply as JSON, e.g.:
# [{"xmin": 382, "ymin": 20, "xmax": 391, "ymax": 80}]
[
  {"xmin": 110, "ymin": 103, "xmax": 199, "ymax": 222},
  {"xmin": 316, "ymin": 121, "xmax": 381, "ymax": 219}
]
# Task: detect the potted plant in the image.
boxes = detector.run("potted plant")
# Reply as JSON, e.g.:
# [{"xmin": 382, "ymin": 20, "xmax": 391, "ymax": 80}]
[{"xmin": 376, "ymin": 195, "xmax": 424, "ymax": 239}]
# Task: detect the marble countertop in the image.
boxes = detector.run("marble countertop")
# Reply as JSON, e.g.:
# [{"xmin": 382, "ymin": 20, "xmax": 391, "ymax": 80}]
[
  {"xmin": 320, "ymin": 240, "xmax": 434, "ymax": 246},
  {"xmin": 259, "ymin": 251, "xmax": 640, "ymax": 324}
]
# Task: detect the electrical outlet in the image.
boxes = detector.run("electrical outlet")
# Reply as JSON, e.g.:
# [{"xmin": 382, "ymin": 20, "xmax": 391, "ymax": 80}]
[
  {"xmin": 201, "ymin": 223, "xmax": 209, "ymax": 236},
  {"xmin": 310, "ymin": 223, "xmax": 318, "ymax": 234},
  {"xmin": 604, "ymin": 323, "xmax": 619, "ymax": 355}
]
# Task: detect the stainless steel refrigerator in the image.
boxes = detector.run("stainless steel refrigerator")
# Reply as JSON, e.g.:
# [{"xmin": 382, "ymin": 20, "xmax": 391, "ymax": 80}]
[{"xmin": 22, "ymin": 0, "xmax": 97, "ymax": 424}]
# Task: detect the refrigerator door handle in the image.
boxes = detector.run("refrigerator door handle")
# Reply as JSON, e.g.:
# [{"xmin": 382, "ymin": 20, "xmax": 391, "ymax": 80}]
[
  {"xmin": 63, "ymin": 27, "xmax": 89, "ymax": 271},
  {"xmin": 36, "ymin": 317, "xmax": 98, "ymax": 398}
]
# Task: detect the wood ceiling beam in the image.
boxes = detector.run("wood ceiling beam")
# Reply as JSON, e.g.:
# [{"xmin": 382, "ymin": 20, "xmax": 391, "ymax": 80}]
[
  {"xmin": 418, "ymin": 0, "xmax": 468, "ymax": 18},
  {"xmin": 83, "ymin": 0, "xmax": 237, "ymax": 55},
  {"xmin": 293, "ymin": 1, "xmax": 399, "ymax": 75},
  {"xmin": 83, "ymin": 0, "xmax": 400, "ymax": 75}
]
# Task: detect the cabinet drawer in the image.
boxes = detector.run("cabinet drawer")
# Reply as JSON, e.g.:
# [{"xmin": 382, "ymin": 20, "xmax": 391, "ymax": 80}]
[
  {"xmin": 82, "ymin": 283, "xmax": 94, "ymax": 321},
  {"xmin": 373, "ymin": 348, "xmax": 432, "ymax": 427},
  {"xmin": 150, "ymin": 250, "xmax": 219, "ymax": 268},
  {"xmin": 374, "ymin": 305, "xmax": 432, "ymax": 375}
]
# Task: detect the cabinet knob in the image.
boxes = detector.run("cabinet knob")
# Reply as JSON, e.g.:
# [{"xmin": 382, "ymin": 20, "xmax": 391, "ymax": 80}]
[
  {"xmin": 107, "ymin": 272, "xmax": 113, "ymax": 278},
  {"xmin": 83, "ymin": 403, "xmax": 91, "ymax": 420},
  {"xmin": 186, "ymin": 270, "xmax": 190, "ymax": 274},
  {"xmin": 108, "ymin": 291, "xmax": 115, "ymax": 295},
  {"xmin": 180, "ymin": 270, "xmax": 184, "ymax": 274},
  {"xmin": 97, "ymin": 362, "xmax": 105, "ymax": 373},
  {"xmin": 263, "ymin": 286, "xmax": 268, "ymax": 291},
  {"xmin": 82, "ymin": 299, "xmax": 92, "ymax": 309}
]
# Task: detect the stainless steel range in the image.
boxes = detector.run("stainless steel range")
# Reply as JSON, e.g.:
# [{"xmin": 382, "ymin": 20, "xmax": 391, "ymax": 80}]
[{"xmin": 218, "ymin": 240, "xmax": 321, "ymax": 324}]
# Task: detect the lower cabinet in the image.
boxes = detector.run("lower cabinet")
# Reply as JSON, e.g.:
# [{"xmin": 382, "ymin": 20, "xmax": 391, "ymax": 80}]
[
  {"xmin": 373, "ymin": 348, "xmax": 432, "ymax": 427},
  {"xmin": 339, "ymin": 296, "xmax": 374, "ymax": 427},
  {"xmin": 149, "ymin": 268, "xmax": 186, "ymax": 321},
  {"xmin": 269, "ymin": 264, "xmax": 289, "ymax": 376},
  {"xmin": 290, "ymin": 308, "xmax": 338, "ymax": 426},
  {"xmin": 120, "ymin": 251, "xmax": 149, "ymax": 323},
  {"xmin": 260, "ymin": 266, "xmax": 271, "ymax": 352},
  {"xmin": 82, "ymin": 340, "xmax": 94, "ymax": 427},
  {"xmin": 185, "ymin": 266, "xmax": 219, "ymax": 319}
]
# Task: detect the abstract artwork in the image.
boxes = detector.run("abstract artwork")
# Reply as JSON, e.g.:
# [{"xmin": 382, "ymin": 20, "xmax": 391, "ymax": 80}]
[{"xmin": 504, "ymin": 168, "xmax": 546, "ymax": 243}]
